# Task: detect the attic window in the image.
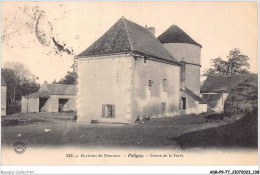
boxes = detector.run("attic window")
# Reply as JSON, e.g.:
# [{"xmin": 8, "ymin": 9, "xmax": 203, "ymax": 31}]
[
  {"xmin": 144, "ymin": 57, "xmax": 147, "ymax": 63},
  {"xmin": 102, "ymin": 104, "xmax": 115, "ymax": 118},
  {"xmin": 163, "ymin": 79, "xmax": 167, "ymax": 92},
  {"xmin": 148, "ymin": 80, "xmax": 153, "ymax": 90}
]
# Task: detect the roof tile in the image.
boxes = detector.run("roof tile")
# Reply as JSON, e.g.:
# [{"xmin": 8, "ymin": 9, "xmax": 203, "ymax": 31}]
[
  {"xmin": 157, "ymin": 25, "xmax": 202, "ymax": 48},
  {"xmin": 77, "ymin": 17, "xmax": 180, "ymax": 65}
]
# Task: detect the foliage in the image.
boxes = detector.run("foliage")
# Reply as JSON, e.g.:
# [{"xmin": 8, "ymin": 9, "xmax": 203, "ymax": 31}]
[
  {"xmin": 2, "ymin": 62, "xmax": 40, "ymax": 105},
  {"xmin": 6, "ymin": 101, "xmax": 21, "ymax": 115},
  {"xmin": 203, "ymin": 48, "xmax": 250, "ymax": 76},
  {"xmin": 58, "ymin": 60, "xmax": 78, "ymax": 85}
]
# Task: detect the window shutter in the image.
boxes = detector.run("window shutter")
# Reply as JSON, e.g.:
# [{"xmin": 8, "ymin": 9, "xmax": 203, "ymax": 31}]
[
  {"xmin": 102, "ymin": 104, "xmax": 105, "ymax": 117},
  {"xmin": 112, "ymin": 105, "xmax": 115, "ymax": 118}
]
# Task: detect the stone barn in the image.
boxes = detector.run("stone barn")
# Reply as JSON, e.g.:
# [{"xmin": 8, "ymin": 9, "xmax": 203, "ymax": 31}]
[
  {"xmin": 77, "ymin": 17, "xmax": 207, "ymax": 124},
  {"xmin": 22, "ymin": 83, "xmax": 77, "ymax": 113},
  {"xmin": 1, "ymin": 75, "xmax": 7, "ymax": 116},
  {"xmin": 201, "ymin": 74, "xmax": 255, "ymax": 112}
]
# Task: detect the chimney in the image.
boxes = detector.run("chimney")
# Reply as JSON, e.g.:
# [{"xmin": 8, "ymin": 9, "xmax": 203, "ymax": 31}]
[{"xmin": 147, "ymin": 27, "xmax": 155, "ymax": 36}]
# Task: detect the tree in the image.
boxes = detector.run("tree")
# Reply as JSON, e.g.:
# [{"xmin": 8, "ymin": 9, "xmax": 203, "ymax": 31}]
[
  {"xmin": 3, "ymin": 62, "xmax": 38, "ymax": 84},
  {"xmin": 58, "ymin": 71, "xmax": 78, "ymax": 84},
  {"xmin": 2, "ymin": 62, "xmax": 40, "ymax": 105},
  {"xmin": 2, "ymin": 68, "xmax": 18, "ymax": 104},
  {"xmin": 203, "ymin": 48, "xmax": 250, "ymax": 76},
  {"xmin": 52, "ymin": 79, "xmax": 57, "ymax": 84},
  {"xmin": 58, "ymin": 60, "xmax": 78, "ymax": 85},
  {"xmin": 226, "ymin": 49, "xmax": 250, "ymax": 75}
]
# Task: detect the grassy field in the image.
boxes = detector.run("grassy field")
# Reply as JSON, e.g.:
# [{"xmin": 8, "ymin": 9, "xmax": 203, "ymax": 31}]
[{"xmin": 1, "ymin": 112, "xmax": 257, "ymax": 149}]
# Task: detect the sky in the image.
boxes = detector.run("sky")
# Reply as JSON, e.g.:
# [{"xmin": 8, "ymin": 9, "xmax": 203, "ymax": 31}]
[{"xmin": 1, "ymin": 1, "xmax": 258, "ymax": 83}]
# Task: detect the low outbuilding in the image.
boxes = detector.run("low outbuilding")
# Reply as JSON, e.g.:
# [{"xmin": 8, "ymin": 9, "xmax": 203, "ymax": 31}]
[
  {"xmin": 201, "ymin": 74, "xmax": 255, "ymax": 112},
  {"xmin": 21, "ymin": 83, "xmax": 77, "ymax": 113}
]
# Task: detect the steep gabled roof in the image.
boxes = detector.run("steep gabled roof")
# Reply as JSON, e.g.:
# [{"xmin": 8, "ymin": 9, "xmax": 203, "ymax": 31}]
[
  {"xmin": 201, "ymin": 74, "xmax": 257, "ymax": 93},
  {"xmin": 157, "ymin": 25, "xmax": 202, "ymax": 48},
  {"xmin": 77, "ymin": 17, "xmax": 180, "ymax": 65}
]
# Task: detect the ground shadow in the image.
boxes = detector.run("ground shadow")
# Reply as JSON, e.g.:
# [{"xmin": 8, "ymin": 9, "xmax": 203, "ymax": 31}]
[{"xmin": 173, "ymin": 110, "xmax": 258, "ymax": 149}]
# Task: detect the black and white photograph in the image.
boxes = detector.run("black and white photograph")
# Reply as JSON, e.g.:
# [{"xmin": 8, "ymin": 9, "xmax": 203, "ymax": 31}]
[{"xmin": 1, "ymin": 1, "xmax": 258, "ymax": 171}]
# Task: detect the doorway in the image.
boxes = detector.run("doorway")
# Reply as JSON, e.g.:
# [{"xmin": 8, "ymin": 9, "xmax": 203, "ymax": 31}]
[
  {"xmin": 39, "ymin": 98, "xmax": 48, "ymax": 112},
  {"xmin": 59, "ymin": 99, "xmax": 69, "ymax": 112},
  {"xmin": 181, "ymin": 97, "xmax": 186, "ymax": 110}
]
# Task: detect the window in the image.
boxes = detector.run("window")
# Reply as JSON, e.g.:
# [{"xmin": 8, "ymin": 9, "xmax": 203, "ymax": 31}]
[
  {"xmin": 144, "ymin": 56, "xmax": 148, "ymax": 63},
  {"xmin": 102, "ymin": 104, "xmax": 115, "ymax": 118},
  {"xmin": 148, "ymin": 80, "xmax": 153, "ymax": 90},
  {"xmin": 181, "ymin": 97, "xmax": 186, "ymax": 110},
  {"xmin": 163, "ymin": 79, "xmax": 167, "ymax": 92},
  {"xmin": 161, "ymin": 102, "xmax": 166, "ymax": 114}
]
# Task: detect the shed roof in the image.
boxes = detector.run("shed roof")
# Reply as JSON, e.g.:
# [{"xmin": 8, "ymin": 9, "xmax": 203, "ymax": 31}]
[
  {"xmin": 40, "ymin": 84, "xmax": 77, "ymax": 95},
  {"xmin": 201, "ymin": 74, "xmax": 257, "ymax": 93},
  {"xmin": 26, "ymin": 91, "xmax": 50, "ymax": 98},
  {"xmin": 77, "ymin": 17, "xmax": 181, "ymax": 65},
  {"xmin": 157, "ymin": 25, "xmax": 202, "ymax": 48},
  {"xmin": 1, "ymin": 75, "xmax": 6, "ymax": 86},
  {"xmin": 182, "ymin": 87, "xmax": 207, "ymax": 104}
]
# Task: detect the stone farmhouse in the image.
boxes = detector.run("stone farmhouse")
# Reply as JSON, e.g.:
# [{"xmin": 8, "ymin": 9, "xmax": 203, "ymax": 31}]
[
  {"xmin": 201, "ymin": 74, "xmax": 256, "ymax": 112},
  {"xmin": 21, "ymin": 83, "xmax": 77, "ymax": 113},
  {"xmin": 76, "ymin": 17, "xmax": 207, "ymax": 124},
  {"xmin": 1, "ymin": 75, "xmax": 7, "ymax": 116}
]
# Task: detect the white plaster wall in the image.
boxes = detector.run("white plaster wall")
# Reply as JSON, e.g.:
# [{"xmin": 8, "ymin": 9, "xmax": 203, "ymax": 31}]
[
  {"xmin": 185, "ymin": 64, "xmax": 201, "ymax": 95},
  {"xmin": 163, "ymin": 43, "xmax": 201, "ymax": 96},
  {"xmin": 21, "ymin": 97, "xmax": 27, "ymax": 113},
  {"xmin": 22, "ymin": 97, "xmax": 39, "ymax": 113},
  {"xmin": 133, "ymin": 57, "xmax": 180, "ymax": 119},
  {"xmin": 180, "ymin": 91, "xmax": 196, "ymax": 114},
  {"xmin": 47, "ymin": 95, "xmax": 77, "ymax": 112},
  {"xmin": 214, "ymin": 93, "xmax": 229, "ymax": 113},
  {"xmin": 48, "ymin": 96, "xmax": 59, "ymax": 112},
  {"xmin": 162, "ymin": 43, "xmax": 201, "ymax": 64},
  {"xmin": 77, "ymin": 55, "xmax": 134, "ymax": 123}
]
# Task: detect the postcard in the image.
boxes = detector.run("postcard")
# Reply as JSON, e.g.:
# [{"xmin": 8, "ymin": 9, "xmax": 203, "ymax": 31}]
[{"xmin": 1, "ymin": 1, "xmax": 258, "ymax": 170}]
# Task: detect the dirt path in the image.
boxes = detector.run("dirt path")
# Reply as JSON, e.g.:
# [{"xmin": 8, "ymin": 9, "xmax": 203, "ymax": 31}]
[{"xmin": 2, "ymin": 112, "xmax": 227, "ymax": 149}]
